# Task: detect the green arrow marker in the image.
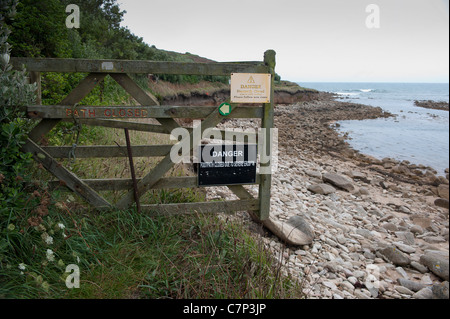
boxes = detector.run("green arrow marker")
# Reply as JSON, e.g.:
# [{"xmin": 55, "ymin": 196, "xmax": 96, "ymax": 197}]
[{"xmin": 219, "ymin": 103, "xmax": 231, "ymax": 116}]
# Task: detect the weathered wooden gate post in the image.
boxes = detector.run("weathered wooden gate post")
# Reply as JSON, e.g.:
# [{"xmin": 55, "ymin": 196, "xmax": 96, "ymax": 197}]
[{"xmin": 257, "ymin": 50, "xmax": 276, "ymax": 221}]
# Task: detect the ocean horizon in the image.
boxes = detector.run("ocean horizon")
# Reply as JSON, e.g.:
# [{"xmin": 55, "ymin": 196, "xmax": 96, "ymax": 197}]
[{"xmin": 298, "ymin": 82, "xmax": 450, "ymax": 175}]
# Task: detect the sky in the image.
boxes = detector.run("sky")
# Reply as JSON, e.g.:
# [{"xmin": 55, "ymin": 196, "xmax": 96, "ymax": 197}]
[{"xmin": 117, "ymin": 0, "xmax": 449, "ymax": 83}]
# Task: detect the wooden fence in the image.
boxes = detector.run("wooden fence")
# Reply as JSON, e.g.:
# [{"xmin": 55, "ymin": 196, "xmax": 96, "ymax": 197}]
[{"xmin": 11, "ymin": 50, "xmax": 275, "ymax": 221}]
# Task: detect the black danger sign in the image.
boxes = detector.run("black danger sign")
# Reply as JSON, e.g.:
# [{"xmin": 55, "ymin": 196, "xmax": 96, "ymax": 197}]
[{"xmin": 198, "ymin": 144, "xmax": 257, "ymax": 186}]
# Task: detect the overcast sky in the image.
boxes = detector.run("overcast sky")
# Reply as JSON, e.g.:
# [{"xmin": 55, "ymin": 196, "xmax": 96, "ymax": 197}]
[{"xmin": 117, "ymin": 0, "xmax": 449, "ymax": 83}]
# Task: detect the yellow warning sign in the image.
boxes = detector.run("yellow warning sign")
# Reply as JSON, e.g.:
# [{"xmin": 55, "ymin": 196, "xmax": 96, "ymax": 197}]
[{"xmin": 230, "ymin": 73, "xmax": 271, "ymax": 104}]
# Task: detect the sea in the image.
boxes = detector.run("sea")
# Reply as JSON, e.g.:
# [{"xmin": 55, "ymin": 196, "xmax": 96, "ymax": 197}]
[{"xmin": 298, "ymin": 82, "xmax": 450, "ymax": 176}]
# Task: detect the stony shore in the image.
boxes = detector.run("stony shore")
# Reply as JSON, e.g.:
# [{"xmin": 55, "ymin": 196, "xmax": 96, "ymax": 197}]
[{"xmin": 207, "ymin": 94, "xmax": 449, "ymax": 299}]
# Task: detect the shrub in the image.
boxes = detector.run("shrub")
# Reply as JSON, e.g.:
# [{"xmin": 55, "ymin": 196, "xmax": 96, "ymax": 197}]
[{"xmin": 1, "ymin": 0, "xmax": 36, "ymax": 207}]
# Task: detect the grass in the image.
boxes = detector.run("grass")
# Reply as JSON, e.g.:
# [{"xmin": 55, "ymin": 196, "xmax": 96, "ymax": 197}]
[
  {"xmin": 60, "ymin": 210, "xmax": 303, "ymax": 299},
  {"xmin": 147, "ymin": 80, "xmax": 229, "ymax": 102},
  {"xmin": 2, "ymin": 196, "xmax": 304, "ymax": 299}
]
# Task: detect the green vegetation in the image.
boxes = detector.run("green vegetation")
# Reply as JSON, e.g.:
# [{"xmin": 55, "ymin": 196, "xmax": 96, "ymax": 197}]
[
  {"xmin": 60, "ymin": 211, "xmax": 302, "ymax": 299},
  {"xmin": 148, "ymin": 80, "xmax": 230, "ymax": 103},
  {"xmin": 1, "ymin": 0, "xmax": 305, "ymax": 299},
  {"xmin": 8, "ymin": 0, "xmax": 228, "ymax": 105},
  {"xmin": 1, "ymin": 0, "xmax": 68, "ymax": 297}
]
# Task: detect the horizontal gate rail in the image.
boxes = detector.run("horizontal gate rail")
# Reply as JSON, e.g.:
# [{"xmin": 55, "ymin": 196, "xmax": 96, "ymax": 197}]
[
  {"xmin": 27, "ymin": 105, "xmax": 264, "ymax": 119},
  {"xmin": 11, "ymin": 57, "xmax": 269, "ymax": 75},
  {"xmin": 139, "ymin": 199, "xmax": 260, "ymax": 217},
  {"xmin": 67, "ymin": 119, "xmax": 171, "ymax": 134},
  {"xmin": 47, "ymin": 175, "xmax": 262, "ymax": 192},
  {"xmin": 62, "ymin": 119, "xmax": 257, "ymax": 141},
  {"xmin": 42, "ymin": 145, "xmax": 173, "ymax": 158}
]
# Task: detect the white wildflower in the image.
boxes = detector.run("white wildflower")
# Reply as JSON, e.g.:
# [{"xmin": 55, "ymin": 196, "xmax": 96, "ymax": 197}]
[
  {"xmin": 57, "ymin": 223, "xmax": 65, "ymax": 230},
  {"xmin": 46, "ymin": 249, "xmax": 55, "ymax": 262},
  {"xmin": 41, "ymin": 232, "xmax": 54, "ymax": 245},
  {"xmin": 45, "ymin": 235, "xmax": 53, "ymax": 245},
  {"xmin": 18, "ymin": 263, "xmax": 26, "ymax": 271}
]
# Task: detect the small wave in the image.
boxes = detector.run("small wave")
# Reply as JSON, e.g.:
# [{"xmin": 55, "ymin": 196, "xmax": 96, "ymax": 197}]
[
  {"xmin": 360, "ymin": 89, "xmax": 373, "ymax": 93},
  {"xmin": 335, "ymin": 92, "xmax": 360, "ymax": 96}
]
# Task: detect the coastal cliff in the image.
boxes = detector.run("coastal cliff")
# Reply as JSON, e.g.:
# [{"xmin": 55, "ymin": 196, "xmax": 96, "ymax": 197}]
[{"xmin": 147, "ymin": 80, "xmax": 324, "ymax": 106}]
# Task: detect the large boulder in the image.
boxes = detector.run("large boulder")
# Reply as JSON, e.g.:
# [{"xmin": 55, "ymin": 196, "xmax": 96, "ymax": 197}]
[
  {"xmin": 345, "ymin": 170, "xmax": 370, "ymax": 183},
  {"xmin": 307, "ymin": 183, "xmax": 336, "ymax": 195},
  {"xmin": 322, "ymin": 173, "xmax": 355, "ymax": 192},
  {"xmin": 435, "ymin": 198, "xmax": 449, "ymax": 209},
  {"xmin": 413, "ymin": 288, "xmax": 434, "ymax": 299},
  {"xmin": 397, "ymin": 278, "xmax": 429, "ymax": 292},
  {"xmin": 256, "ymin": 215, "xmax": 314, "ymax": 246},
  {"xmin": 247, "ymin": 210, "xmax": 314, "ymax": 246},
  {"xmin": 438, "ymin": 184, "xmax": 449, "ymax": 200},
  {"xmin": 420, "ymin": 251, "xmax": 449, "ymax": 281},
  {"xmin": 432, "ymin": 282, "xmax": 449, "ymax": 299},
  {"xmin": 379, "ymin": 246, "xmax": 411, "ymax": 266}
]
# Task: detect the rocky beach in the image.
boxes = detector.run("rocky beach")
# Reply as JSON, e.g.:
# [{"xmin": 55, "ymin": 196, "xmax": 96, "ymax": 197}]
[
  {"xmin": 206, "ymin": 93, "xmax": 449, "ymax": 299},
  {"xmin": 414, "ymin": 100, "xmax": 449, "ymax": 112}
]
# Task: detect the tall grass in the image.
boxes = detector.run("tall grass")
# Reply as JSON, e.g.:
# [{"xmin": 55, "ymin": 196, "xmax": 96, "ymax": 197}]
[{"xmin": 60, "ymin": 211, "xmax": 303, "ymax": 299}]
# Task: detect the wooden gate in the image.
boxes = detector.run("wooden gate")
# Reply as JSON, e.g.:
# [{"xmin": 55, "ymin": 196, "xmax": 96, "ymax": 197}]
[{"xmin": 12, "ymin": 50, "xmax": 275, "ymax": 221}]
